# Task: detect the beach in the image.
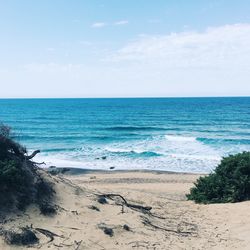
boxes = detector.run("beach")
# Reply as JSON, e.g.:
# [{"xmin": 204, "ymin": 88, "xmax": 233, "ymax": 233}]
[
  {"xmin": 1, "ymin": 169, "xmax": 250, "ymax": 250},
  {"xmin": 1, "ymin": 0, "xmax": 250, "ymax": 248}
]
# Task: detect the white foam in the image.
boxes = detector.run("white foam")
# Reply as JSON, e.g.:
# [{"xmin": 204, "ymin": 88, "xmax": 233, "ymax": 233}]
[
  {"xmin": 170, "ymin": 153, "xmax": 221, "ymax": 161},
  {"xmin": 105, "ymin": 147, "xmax": 152, "ymax": 154},
  {"xmin": 34, "ymin": 134, "xmax": 223, "ymax": 173},
  {"xmin": 165, "ymin": 135, "xmax": 197, "ymax": 142},
  {"xmin": 36, "ymin": 152, "xmax": 219, "ymax": 173},
  {"xmin": 105, "ymin": 147, "xmax": 132, "ymax": 153}
]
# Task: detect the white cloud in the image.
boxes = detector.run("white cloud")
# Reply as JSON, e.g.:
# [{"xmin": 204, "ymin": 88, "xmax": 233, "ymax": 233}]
[
  {"xmin": 114, "ymin": 20, "xmax": 129, "ymax": 26},
  {"xmin": 110, "ymin": 23, "xmax": 250, "ymax": 70},
  {"xmin": 91, "ymin": 20, "xmax": 129, "ymax": 28},
  {"xmin": 91, "ymin": 22, "xmax": 107, "ymax": 28},
  {"xmin": 1, "ymin": 24, "xmax": 250, "ymax": 98}
]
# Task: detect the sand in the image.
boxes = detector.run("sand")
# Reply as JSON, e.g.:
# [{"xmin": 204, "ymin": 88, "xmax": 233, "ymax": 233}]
[{"xmin": 0, "ymin": 169, "xmax": 250, "ymax": 249}]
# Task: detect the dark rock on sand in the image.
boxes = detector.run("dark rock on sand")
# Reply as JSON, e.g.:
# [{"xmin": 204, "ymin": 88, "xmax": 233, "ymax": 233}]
[
  {"xmin": 103, "ymin": 227, "xmax": 114, "ymax": 237},
  {"xmin": 123, "ymin": 224, "xmax": 130, "ymax": 231},
  {"xmin": 97, "ymin": 196, "xmax": 108, "ymax": 204}
]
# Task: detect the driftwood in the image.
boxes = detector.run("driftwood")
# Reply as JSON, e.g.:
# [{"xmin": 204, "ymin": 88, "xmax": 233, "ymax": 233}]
[
  {"xmin": 98, "ymin": 193, "xmax": 197, "ymax": 237},
  {"xmin": 26, "ymin": 150, "xmax": 41, "ymax": 160},
  {"xmin": 99, "ymin": 193, "xmax": 152, "ymax": 212},
  {"xmin": 75, "ymin": 240, "xmax": 82, "ymax": 250},
  {"xmin": 34, "ymin": 228, "xmax": 63, "ymax": 243},
  {"xmin": 141, "ymin": 216, "xmax": 196, "ymax": 236},
  {"xmin": 32, "ymin": 161, "xmax": 46, "ymax": 165}
]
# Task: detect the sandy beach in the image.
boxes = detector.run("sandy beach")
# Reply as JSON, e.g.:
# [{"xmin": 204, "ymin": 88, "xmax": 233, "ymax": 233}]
[
  {"xmin": 0, "ymin": 169, "xmax": 249, "ymax": 250},
  {"xmin": 1, "ymin": 0, "xmax": 250, "ymax": 249}
]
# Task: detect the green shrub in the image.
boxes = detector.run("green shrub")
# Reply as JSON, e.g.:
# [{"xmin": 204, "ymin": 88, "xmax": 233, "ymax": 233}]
[
  {"xmin": 187, "ymin": 152, "xmax": 250, "ymax": 204},
  {"xmin": 0, "ymin": 124, "xmax": 54, "ymax": 212},
  {"xmin": 0, "ymin": 124, "xmax": 26, "ymax": 160}
]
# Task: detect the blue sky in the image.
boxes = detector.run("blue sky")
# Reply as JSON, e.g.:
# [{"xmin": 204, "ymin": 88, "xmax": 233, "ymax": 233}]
[{"xmin": 0, "ymin": 0, "xmax": 250, "ymax": 97}]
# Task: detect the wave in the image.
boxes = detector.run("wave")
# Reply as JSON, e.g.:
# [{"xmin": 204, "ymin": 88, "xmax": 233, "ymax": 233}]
[
  {"xmin": 140, "ymin": 151, "xmax": 163, "ymax": 157},
  {"xmin": 198, "ymin": 129, "xmax": 250, "ymax": 136},
  {"xmin": 104, "ymin": 126, "xmax": 169, "ymax": 132},
  {"xmin": 170, "ymin": 153, "xmax": 220, "ymax": 161},
  {"xmin": 89, "ymin": 133, "xmax": 145, "ymax": 141},
  {"xmin": 16, "ymin": 133, "xmax": 146, "ymax": 142},
  {"xmin": 165, "ymin": 135, "xmax": 197, "ymax": 142},
  {"xmin": 165, "ymin": 135, "xmax": 250, "ymax": 145},
  {"xmin": 42, "ymin": 147, "xmax": 80, "ymax": 153},
  {"xmin": 15, "ymin": 134, "xmax": 123, "ymax": 141},
  {"xmin": 105, "ymin": 147, "xmax": 132, "ymax": 153},
  {"xmin": 105, "ymin": 147, "xmax": 162, "ymax": 157},
  {"xmin": 15, "ymin": 135, "xmax": 87, "ymax": 141},
  {"xmin": 197, "ymin": 137, "xmax": 250, "ymax": 145}
]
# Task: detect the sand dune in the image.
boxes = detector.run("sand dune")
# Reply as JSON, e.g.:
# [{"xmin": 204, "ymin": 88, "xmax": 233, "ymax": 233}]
[{"xmin": 0, "ymin": 170, "xmax": 249, "ymax": 249}]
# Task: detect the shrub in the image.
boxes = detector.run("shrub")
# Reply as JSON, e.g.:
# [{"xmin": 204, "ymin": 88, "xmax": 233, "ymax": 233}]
[
  {"xmin": 0, "ymin": 124, "xmax": 54, "ymax": 212},
  {"xmin": 0, "ymin": 160, "xmax": 30, "ymax": 188},
  {"xmin": 3, "ymin": 227, "xmax": 39, "ymax": 246},
  {"xmin": 0, "ymin": 159, "xmax": 33, "ymax": 209},
  {"xmin": 187, "ymin": 152, "xmax": 250, "ymax": 204},
  {"xmin": 0, "ymin": 124, "xmax": 26, "ymax": 160}
]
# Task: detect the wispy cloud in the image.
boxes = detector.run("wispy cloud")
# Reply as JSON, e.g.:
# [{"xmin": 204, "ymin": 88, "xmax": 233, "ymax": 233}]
[
  {"xmin": 114, "ymin": 20, "xmax": 129, "ymax": 26},
  {"xmin": 91, "ymin": 20, "xmax": 129, "ymax": 28},
  {"xmin": 91, "ymin": 22, "xmax": 107, "ymax": 28},
  {"xmin": 110, "ymin": 23, "xmax": 250, "ymax": 70},
  {"xmin": 3, "ymin": 23, "xmax": 249, "ymax": 98}
]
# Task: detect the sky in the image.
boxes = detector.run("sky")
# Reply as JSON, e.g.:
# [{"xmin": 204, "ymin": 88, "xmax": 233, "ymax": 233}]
[{"xmin": 0, "ymin": 0, "xmax": 250, "ymax": 98}]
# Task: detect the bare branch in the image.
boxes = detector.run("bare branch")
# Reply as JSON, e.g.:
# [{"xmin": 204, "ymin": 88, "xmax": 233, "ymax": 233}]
[{"xmin": 26, "ymin": 150, "xmax": 40, "ymax": 160}]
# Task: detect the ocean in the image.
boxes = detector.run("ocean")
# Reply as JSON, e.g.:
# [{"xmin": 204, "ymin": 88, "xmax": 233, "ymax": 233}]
[{"xmin": 0, "ymin": 97, "xmax": 249, "ymax": 173}]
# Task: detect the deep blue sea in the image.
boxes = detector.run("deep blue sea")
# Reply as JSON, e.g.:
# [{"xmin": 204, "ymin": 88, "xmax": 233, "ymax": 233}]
[{"xmin": 0, "ymin": 97, "xmax": 249, "ymax": 173}]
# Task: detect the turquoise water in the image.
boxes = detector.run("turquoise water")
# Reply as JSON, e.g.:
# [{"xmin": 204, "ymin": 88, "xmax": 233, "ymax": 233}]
[{"xmin": 0, "ymin": 97, "xmax": 249, "ymax": 173}]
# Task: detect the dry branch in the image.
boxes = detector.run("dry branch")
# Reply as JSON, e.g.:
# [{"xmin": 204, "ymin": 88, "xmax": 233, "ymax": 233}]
[
  {"xmin": 141, "ymin": 216, "xmax": 196, "ymax": 236},
  {"xmin": 75, "ymin": 240, "xmax": 82, "ymax": 250},
  {"xmin": 26, "ymin": 150, "xmax": 40, "ymax": 160},
  {"xmin": 34, "ymin": 227, "xmax": 63, "ymax": 243},
  {"xmin": 100, "ymin": 193, "xmax": 152, "ymax": 212}
]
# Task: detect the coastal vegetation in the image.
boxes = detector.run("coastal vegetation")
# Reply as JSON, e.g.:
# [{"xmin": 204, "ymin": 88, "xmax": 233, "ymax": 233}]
[
  {"xmin": 0, "ymin": 124, "xmax": 54, "ymax": 212},
  {"xmin": 187, "ymin": 151, "xmax": 250, "ymax": 204}
]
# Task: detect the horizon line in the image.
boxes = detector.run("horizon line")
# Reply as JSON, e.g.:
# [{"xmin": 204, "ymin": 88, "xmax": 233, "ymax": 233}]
[{"xmin": 0, "ymin": 95, "xmax": 250, "ymax": 100}]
